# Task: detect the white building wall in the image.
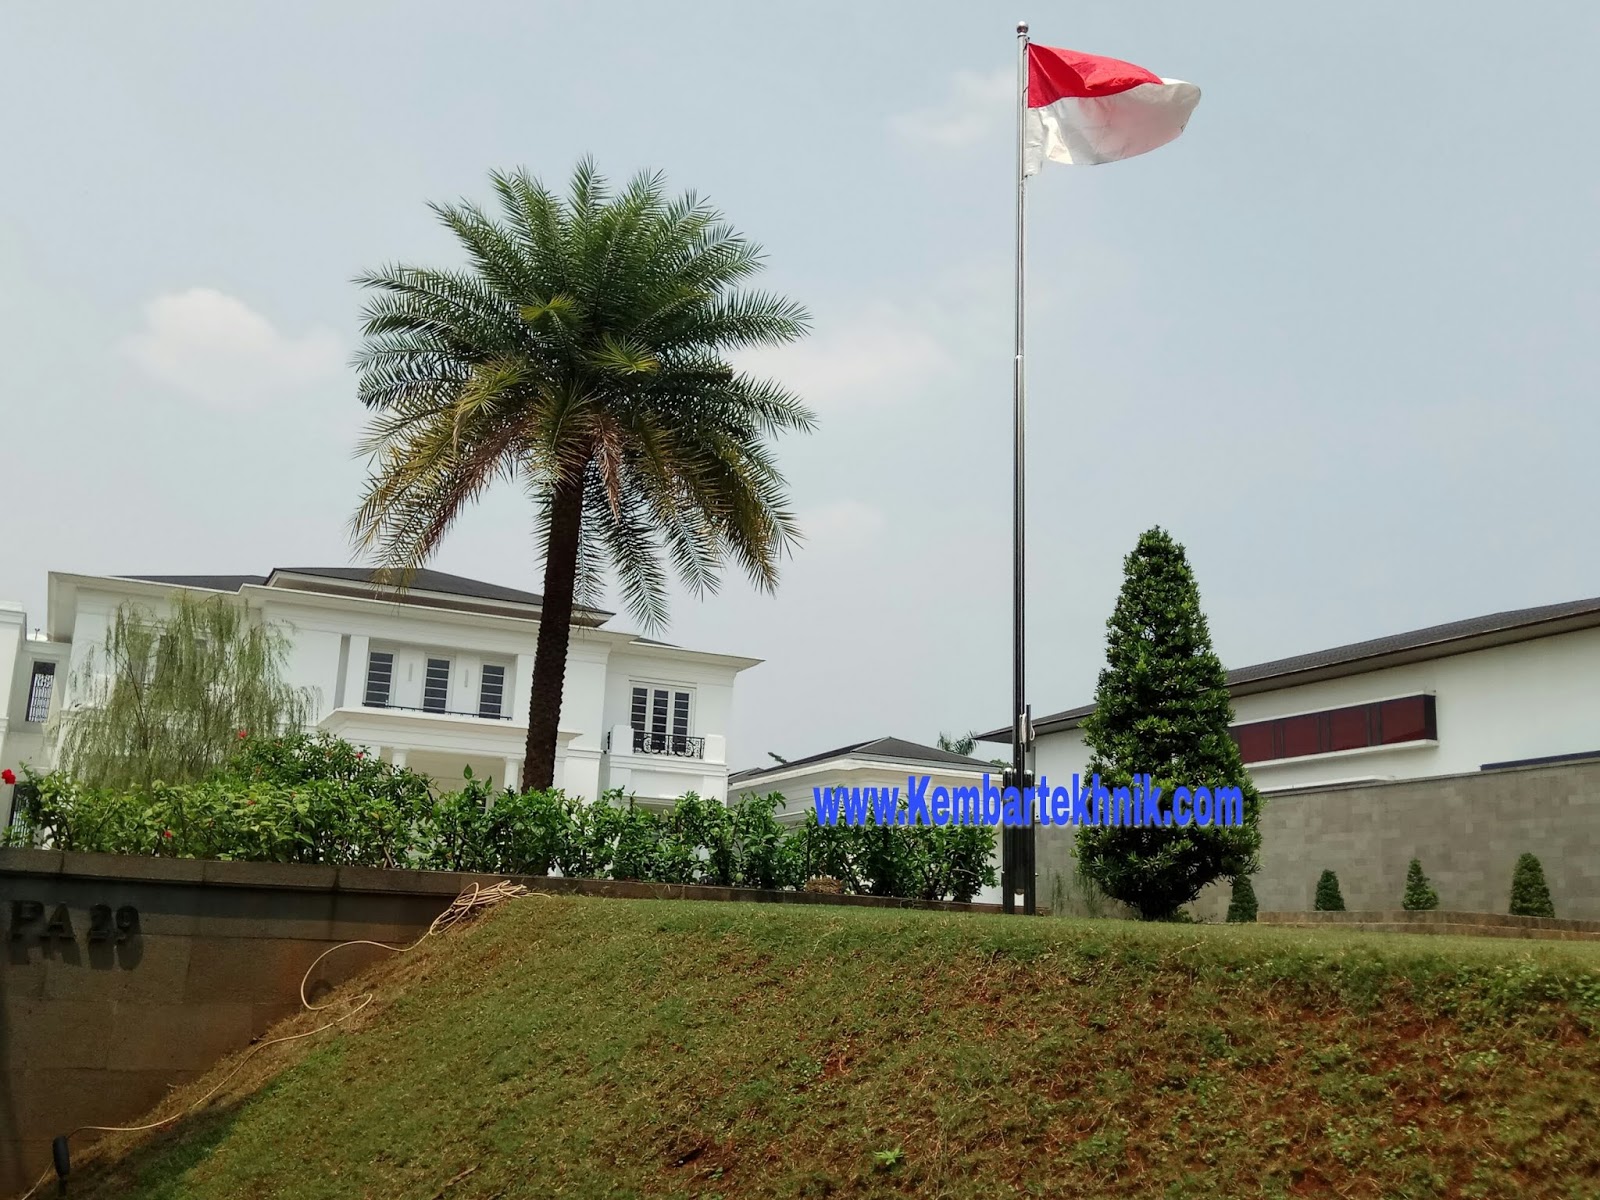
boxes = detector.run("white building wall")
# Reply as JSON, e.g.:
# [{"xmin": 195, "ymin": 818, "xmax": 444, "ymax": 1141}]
[
  {"xmin": 597, "ymin": 647, "xmax": 744, "ymax": 802},
  {"xmin": 1030, "ymin": 626, "xmax": 1600, "ymax": 794},
  {"xmin": 7, "ymin": 575, "xmax": 757, "ymax": 807},
  {"xmin": 0, "ymin": 604, "xmax": 72, "ymax": 823},
  {"xmin": 277, "ymin": 624, "xmax": 342, "ymax": 723},
  {"xmin": 1032, "ymin": 728, "xmax": 1092, "ymax": 799},
  {"xmin": 0, "ymin": 604, "xmax": 27, "ymax": 824}
]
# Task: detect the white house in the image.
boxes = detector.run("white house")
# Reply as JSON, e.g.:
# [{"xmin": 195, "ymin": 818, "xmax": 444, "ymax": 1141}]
[
  {"xmin": 981, "ymin": 594, "xmax": 1600, "ymax": 793},
  {"xmin": 728, "ymin": 736, "xmax": 1000, "ymax": 825},
  {"xmin": 0, "ymin": 566, "xmax": 760, "ymax": 821}
]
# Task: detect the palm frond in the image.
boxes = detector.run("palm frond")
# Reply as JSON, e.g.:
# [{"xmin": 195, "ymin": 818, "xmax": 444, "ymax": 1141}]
[{"xmin": 351, "ymin": 160, "xmax": 814, "ymax": 628}]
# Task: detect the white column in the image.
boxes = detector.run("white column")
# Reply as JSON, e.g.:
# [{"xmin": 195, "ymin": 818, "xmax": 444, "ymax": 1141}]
[
  {"xmin": 343, "ymin": 634, "xmax": 370, "ymax": 709},
  {"xmin": 511, "ymin": 653, "xmax": 535, "ymax": 724},
  {"xmin": 503, "ymin": 756, "xmax": 523, "ymax": 793},
  {"xmin": 390, "ymin": 747, "xmax": 408, "ymax": 769}
]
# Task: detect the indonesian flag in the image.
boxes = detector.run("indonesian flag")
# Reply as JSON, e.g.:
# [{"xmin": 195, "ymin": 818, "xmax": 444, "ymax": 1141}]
[{"xmin": 1025, "ymin": 44, "xmax": 1201, "ymax": 172}]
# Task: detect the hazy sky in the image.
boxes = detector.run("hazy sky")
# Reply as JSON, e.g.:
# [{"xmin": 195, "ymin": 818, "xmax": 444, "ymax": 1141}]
[{"xmin": 3, "ymin": 2, "xmax": 1597, "ymax": 770}]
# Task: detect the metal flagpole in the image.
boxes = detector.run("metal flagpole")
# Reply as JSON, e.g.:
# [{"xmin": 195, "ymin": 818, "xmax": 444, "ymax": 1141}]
[{"xmin": 1004, "ymin": 20, "xmax": 1036, "ymax": 916}]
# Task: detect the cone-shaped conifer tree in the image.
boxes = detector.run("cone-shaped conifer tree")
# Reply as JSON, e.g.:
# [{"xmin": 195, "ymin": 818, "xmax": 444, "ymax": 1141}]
[
  {"xmin": 1508, "ymin": 852, "xmax": 1555, "ymax": 918},
  {"xmin": 1314, "ymin": 869, "xmax": 1345, "ymax": 912},
  {"xmin": 1402, "ymin": 858, "xmax": 1439, "ymax": 911},
  {"xmin": 1076, "ymin": 527, "xmax": 1262, "ymax": 920},
  {"xmin": 1226, "ymin": 874, "xmax": 1259, "ymax": 923}
]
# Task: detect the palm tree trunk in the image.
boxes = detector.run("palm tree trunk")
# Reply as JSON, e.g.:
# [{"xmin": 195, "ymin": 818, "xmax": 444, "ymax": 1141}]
[{"xmin": 521, "ymin": 475, "xmax": 585, "ymax": 792}]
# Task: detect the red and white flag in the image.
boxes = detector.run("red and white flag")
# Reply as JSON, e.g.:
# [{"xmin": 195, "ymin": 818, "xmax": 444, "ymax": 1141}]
[{"xmin": 1025, "ymin": 44, "xmax": 1200, "ymax": 172}]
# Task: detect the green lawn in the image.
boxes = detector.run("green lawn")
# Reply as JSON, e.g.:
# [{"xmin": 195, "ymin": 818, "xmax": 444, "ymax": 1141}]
[{"xmin": 72, "ymin": 898, "xmax": 1600, "ymax": 1199}]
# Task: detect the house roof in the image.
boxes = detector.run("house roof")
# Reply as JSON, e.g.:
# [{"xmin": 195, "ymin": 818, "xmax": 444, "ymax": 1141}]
[
  {"xmin": 118, "ymin": 567, "xmax": 614, "ymax": 622},
  {"xmin": 123, "ymin": 574, "xmax": 269, "ymax": 593},
  {"xmin": 980, "ymin": 592, "xmax": 1600, "ymax": 741},
  {"xmin": 268, "ymin": 567, "xmax": 556, "ymax": 609},
  {"xmin": 729, "ymin": 736, "xmax": 993, "ymax": 785}
]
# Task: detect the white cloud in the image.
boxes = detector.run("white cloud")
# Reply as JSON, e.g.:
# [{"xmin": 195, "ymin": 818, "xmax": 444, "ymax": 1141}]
[
  {"xmin": 799, "ymin": 499, "xmax": 887, "ymax": 555},
  {"xmin": 122, "ymin": 287, "xmax": 344, "ymax": 409},
  {"xmin": 888, "ymin": 67, "xmax": 1011, "ymax": 149},
  {"xmin": 738, "ymin": 303, "xmax": 954, "ymax": 413}
]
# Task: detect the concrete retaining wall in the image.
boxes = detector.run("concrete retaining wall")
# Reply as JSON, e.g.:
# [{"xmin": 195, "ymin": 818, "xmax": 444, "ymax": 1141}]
[
  {"xmin": 0, "ymin": 849, "xmax": 1001, "ymax": 1191},
  {"xmin": 1257, "ymin": 909, "xmax": 1600, "ymax": 941},
  {"xmin": 1035, "ymin": 758, "xmax": 1600, "ymax": 923}
]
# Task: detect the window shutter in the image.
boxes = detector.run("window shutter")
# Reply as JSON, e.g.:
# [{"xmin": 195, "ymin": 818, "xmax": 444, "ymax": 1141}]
[
  {"xmin": 479, "ymin": 664, "xmax": 506, "ymax": 719},
  {"xmin": 672, "ymin": 691, "xmax": 690, "ymax": 748},
  {"xmin": 364, "ymin": 652, "xmax": 394, "ymax": 706},
  {"xmin": 423, "ymin": 659, "xmax": 451, "ymax": 713}
]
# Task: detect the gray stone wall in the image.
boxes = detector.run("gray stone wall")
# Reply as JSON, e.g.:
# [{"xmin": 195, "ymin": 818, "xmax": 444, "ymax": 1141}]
[{"xmin": 1035, "ymin": 759, "xmax": 1600, "ymax": 924}]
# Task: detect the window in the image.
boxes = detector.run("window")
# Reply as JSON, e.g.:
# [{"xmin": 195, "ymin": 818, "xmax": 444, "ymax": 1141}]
[
  {"xmin": 650, "ymin": 688, "xmax": 668, "ymax": 739},
  {"xmin": 423, "ymin": 658, "xmax": 451, "ymax": 713},
  {"xmin": 1234, "ymin": 722, "xmax": 1275, "ymax": 763},
  {"xmin": 25, "ymin": 662, "xmax": 55, "ymax": 723},
  {"xmin": 1328, "ymin": 705, "xmax": 1370, "ymax": 752},
  {"xmin": 1280, "ymin": 714, "xmax": 1321, "ymax": 759},
  {"xmin": 672, "ymin": 691, "xmax": 690, "ymax": 751},
  {"xmin": 479, "ymin": 664, "xmax": 506, "ymax": 719},
  {"xmin": 1230, "ymin": 694, "xmax": 1436, "ymax": 765},
  {"xmin": 629, "ymin": 684, "xmax": 695, "ymax": 755},
  {"xmin": 364, "ymin": 651, "xmax": 394, "ymax": 707}
]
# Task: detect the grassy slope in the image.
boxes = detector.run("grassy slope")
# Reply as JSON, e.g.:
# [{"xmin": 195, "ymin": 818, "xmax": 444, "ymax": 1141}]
[{"xmin": 68, "ymin": 898, "xmax": 1600, "ymax": 1200}]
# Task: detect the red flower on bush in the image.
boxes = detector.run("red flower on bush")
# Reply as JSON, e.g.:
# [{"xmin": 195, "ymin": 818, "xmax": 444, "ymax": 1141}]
[
  {"xmin": 162, "ymin": 829, "xmax": 174, "ymax": 840},
  {"xmin": 1, "ymin": 768, "xmax": 15, "ymax": 786},
  {"xmin": 237, "ymin": 729, "xmax": 249, "ymax": 740},
  {"xmin": 356, "ymin": 752, "xmax": 365, "ymax": 760}
]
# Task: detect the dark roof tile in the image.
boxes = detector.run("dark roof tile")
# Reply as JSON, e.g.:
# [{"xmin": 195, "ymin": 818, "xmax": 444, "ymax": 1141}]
[
  {"xmin": 120, "ymin": 574, "xmax": 268, "ymax": 592},
  {"xmin": 269, "ymin": 566, "xmax": 552, "ymax": 608},
  {"xmin": 119, "ymin": 567, "xmax": 615, "ymax": 620},
  {"xmin": 730, "ymin": 736, "xmax": 993, "ymax": 785}
]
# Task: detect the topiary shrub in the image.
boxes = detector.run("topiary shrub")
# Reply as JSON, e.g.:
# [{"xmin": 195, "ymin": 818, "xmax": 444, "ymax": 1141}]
[
  {"xmin": 1403, "ymin": 858, "xmax": 1439, "ymax": 911},
  {"xmin": 1509, "ymin": 852, "xmax": 1555, "ymax": 918},
  {"xmin": 1074, "ymin": 528, "xmax": 1263, "ymax": 920},
  {"xmin": 1226, "ymin": 874, "xmax": 1258, "ymax": 923},
  {"xmin": 1314, "ymin": 869, "xmax": 1345, "ymax": 912}
]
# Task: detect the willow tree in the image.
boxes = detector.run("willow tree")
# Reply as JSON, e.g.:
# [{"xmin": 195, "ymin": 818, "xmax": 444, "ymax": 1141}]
[
  {"xmin": 351, "ymin": 163, "xmax": 813, "ymax": 791},
  {"xmin": 56, "ymin": 593, "xmax": 313, "ymax": 790}
]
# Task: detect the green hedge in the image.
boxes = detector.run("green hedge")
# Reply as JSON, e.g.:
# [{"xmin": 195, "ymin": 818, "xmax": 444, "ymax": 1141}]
[{"xmin": 3, "ymin": 732, "xmax": 996, "ymax": 903}]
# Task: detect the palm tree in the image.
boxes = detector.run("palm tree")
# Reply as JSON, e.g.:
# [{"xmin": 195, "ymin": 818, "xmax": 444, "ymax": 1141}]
[
  {"xmin": 351, "ymin": 163, "xmax": 813, "ymax": 791},
  {"xmin": 936, "ymin": 731, "xmax": 978, "ymax": 757}
]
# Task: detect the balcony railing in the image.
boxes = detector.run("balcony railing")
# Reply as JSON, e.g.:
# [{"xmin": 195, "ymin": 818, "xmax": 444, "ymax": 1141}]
[
  {"xmin": 607, "ymin": 729, "xmax": 705, "ymax": 759},
  {"xmin": 361, "ymin": 701, "xmax": 511, "ymax": 721}
]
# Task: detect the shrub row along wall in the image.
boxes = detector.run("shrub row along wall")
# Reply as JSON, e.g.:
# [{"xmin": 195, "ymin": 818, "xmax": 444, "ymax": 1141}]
[
  {"xmin": 4, "ymin": 733, "xmax": 997, "ymax": 905},
  {"xmin": 0, "ymin": 847, "xmax": 1001, "ymax": 1190},
  {"xmin": 1036, "ymin": 758, "xmax": 1600, "ymax": 922}
]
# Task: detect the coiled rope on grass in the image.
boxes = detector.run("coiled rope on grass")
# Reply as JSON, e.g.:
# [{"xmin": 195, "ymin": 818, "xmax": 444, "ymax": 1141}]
[{"xmin": 16, "ymin": 879, "xmax": 538, "ymax": 1200}]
